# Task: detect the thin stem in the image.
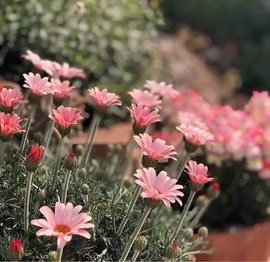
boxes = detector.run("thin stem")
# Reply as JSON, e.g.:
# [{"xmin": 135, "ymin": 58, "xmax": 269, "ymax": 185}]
[
  {"xmin": 131, "ymin": 250, "xmax": 140, "ymax": 262},
  {"xmin": 0, "ymin": 140, "xmax": 5, "ymax": 165},
  {"xmin": 116, "ymin": 186, "xmax": 141, "ymax": 237},
  {"xmin": 61, "ymin": 170, "xmax": 72, "ymax": 203},
  {"xmin": 168, "ymin": 191, "xmax": 196, "ymax": 243},
  {"xmin": 56, "ymin": 248, "xmax": 63, "ymax": 262},
  {"xmin": 189, "ymin": 200, "xmax": 211, "ymax": 229},
  {"xmin": 80, "ymin": 115, "xmax": 100, "ymax": 168},
  {"xmin": 43, "ymin": 120, "xmax": 55, "ymax": 159},
  {"xmin": 50, "ymin": 139, "xmax": 64, "ymax": 195},
  {"xmin": 183, "ymin": 250, "xmax": 212, "ymax": 256},
  {"xmin": 176, "ymin": 153, "xmax": 190, "ymax": 180},
  {"xmin": 24, "ymin": 171, "xmax": 34, "ymax": 232},
  {"xmin": 119, "ymin": 206, "xmax": 152, "ymax": 262}
]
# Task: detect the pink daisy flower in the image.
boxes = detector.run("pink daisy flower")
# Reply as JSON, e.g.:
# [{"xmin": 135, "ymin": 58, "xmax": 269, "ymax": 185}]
[
  {"xmin": 49, "ymin": 106, "xmax": 83, "ymax": 137},
  {"xmin": 185, "ymin": 160, "xmax": 213, "ymax": 191},
  {"xmin": 176, "ymin": 123, "xmax": 214, "ymax": 153},
  {"xmin": 134, "ymin": 168, "xmax": 184, "ymax": 208},
  {"xmin": 23, "ymin": 73, "xmax": 53, "ymax": 98},
  {"xmin": 128, "ymin": 103, "xmax": 160, "ymax": 135},
  {"xmin": 54, "ymin": 63, "xmax": 86, "ymax": 79},
  {"xmin": 128, "ymin": 89, "xmax": 162, "ymax": 109},
  {"xmin": 134, "ymin": 133, "xmax": 177, "ymax": 167},
  {"xmin": 144, "ymin": 80, "xmax": 178, "ymax": 98},
  {"xmin": 0, "ymin": 113, "xmax": 24, "ymax": 141},
  {"xmin": 88, "ymin": 87, "xmax": 122, "ymax": 110},
  {"xmin": 0, "ymin": 88, "xmax": 24, "ymax": 113},
  {"xmin": 31, "ymin": 202, "xmax": 94, "ymax": 249}
]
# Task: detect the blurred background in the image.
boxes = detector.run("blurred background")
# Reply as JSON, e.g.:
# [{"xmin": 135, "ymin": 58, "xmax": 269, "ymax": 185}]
[{"xmin": 2, "ymin": 0, "xmax": 270, "ymax": 257}]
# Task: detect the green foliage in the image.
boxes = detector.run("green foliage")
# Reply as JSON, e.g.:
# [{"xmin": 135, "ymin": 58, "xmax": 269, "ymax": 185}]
[{"xmin": 0, "ymin": 0, "xmax": 163, "ymax": 87}]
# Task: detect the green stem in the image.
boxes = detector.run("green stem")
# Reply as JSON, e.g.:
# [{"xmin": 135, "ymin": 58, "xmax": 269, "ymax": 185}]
[
  {"xmin": 168, "ymin": 191, "xmax": 196, "ymax": 243},
  {"xmin": 50, "ymin": 139, "xmax": 64, "ymax": 195},
  {"xmin": 61, "ymin": 170, "xmax": 72, "ymax": 204},
  {"xmin": 80, "ymin": 115, "xmax": 100, "ymax": 168},
  {"xmin": 119, "ymin": 206, "xmax": 152, "ymax": 262},
  {"xmin": 56, "ymin": 248, "xmax": 63, "ymax": 262},
  {"xmin": 0, "ymin": 140, "xmax": 5, "ymax": 165},
  {"xmin": 176, "ymin": 153, "xmax": 189, "ymax": 180},
  {"xmin": 189, "ymin": 200, "xmax": 211, "ymax": 229},
  {"xmin": 43, "ymin": 120, "xmax": 55, "ymax": 159},
  {"xmin": 24, "ymin": 171, "xmax": 34, "ymax": 232},
  {"xmin": 131, "ymin": 250, "xmax": 140, "ymax": 262},
  {"xmin": 116, "ymin": 186, "xmax": 141, "ymax": 237}
]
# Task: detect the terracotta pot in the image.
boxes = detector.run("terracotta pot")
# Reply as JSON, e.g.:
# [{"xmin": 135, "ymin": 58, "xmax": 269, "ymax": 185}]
[{"xmin": 197, "ymin": 222, "xmax": 270, "ymax": 261}]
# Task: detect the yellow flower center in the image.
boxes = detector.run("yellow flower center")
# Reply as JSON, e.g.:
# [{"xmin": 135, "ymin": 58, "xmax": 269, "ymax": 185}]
[{"xmin": 54, "ymin": 225, "xmax": 71, "ymax": 234}]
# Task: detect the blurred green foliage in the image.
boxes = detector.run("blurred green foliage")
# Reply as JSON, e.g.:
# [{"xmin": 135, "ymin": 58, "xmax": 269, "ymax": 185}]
[
  {"xmin": 0, "ymin": 0, "xmax": 163, "ymax": 87},
  {"xmin": 161, "ymin": 0, "xmax": 270, "ymax": 94}
]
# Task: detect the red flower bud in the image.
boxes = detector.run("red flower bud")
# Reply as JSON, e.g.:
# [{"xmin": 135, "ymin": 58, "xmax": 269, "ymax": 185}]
[
  {"xmin": 25, "ymin": 144, "xmax": 44, "ymax": 172},
  {"xmin": 7, "ymin": 239, "xmax": 24, "ymax": 261},
  {"xmin": 64, "ymin": 152, "xmax": 77, "ymax": 170}
]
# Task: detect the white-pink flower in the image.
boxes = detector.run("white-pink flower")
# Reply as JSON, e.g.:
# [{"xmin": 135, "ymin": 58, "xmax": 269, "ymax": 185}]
[
  {"xmin": 128, "ymin": 89, "xmax": 162, "ymax": 109},
  {"xmin": 31, "ymin": 202, "xmax": 94, "ymax": 249},
  {"xmin": 134, "ymin": 133, "xmax": 177, "ymax": 164},
  {"xmin": 88, "ymin": 87, "xmax": 122, "ymax": 108},
  {"xmin": 134, "ymin": 168, "xmax": 184, "ymax": 207},
  {"xmin": 128, "ymin": 103, "xmax": 160, "ymax": 134},
  {"xmin": 185, "ymin": 160, "xmax": 213, "ymax": 190},
  {"xmin": 144, "ymin": 80, "xmax": 178, "ymax": 98},
  {"xmin": 0, "ymin": 88, "xmax": 24, "ymax": 112},
  {"xmin": 23, "ymin": 73, "xmax": 53, "ymax": 96}
]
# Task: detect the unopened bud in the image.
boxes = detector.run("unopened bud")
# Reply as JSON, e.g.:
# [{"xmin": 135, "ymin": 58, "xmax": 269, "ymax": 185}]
[
  {"xmin": 195, "ymin": 195, "xmax": 208, "ymax": 208},
  {"xmin": 25, "ymin": 144, "xmax": 44, "ymax": 172},
  {"xmin": 75, "ymin": 145, "xmax": 84, "ymax": 156},
  {"xmin": 184, "ymin": 254, "xmax": 196, "ymax": 262},
  {"xmin": 64, "ymin": 153, "xmax": 77, "ymax": 170},
  {"xmin": 33, "ymin": 132, "xmax": 43, "ymax": 144},
  {"xmin": 36, "ymin": 189, "xmax": 46, "ymax": 202},
  {"xmin": 207, "ymin": 182, "xmax": 220, "ymax": 199},
  {"xmin": 198, "ymin": 226, "xmax": 208, "ymax": 238},
  {"xmin": 91, "ymin": 159, "xmax": 99, "ymax": 168},
  {"xmin": 81, "ymin": 183, "xmax": 90, "ymax": 195},
  {"xmin": 183, "ymin": 228, "xmax": 194, "ymax": 240},
  {"xmin": 5, "ymin": 164, "xmax": 13, "ymax": 174},
  {"xmin": 134, "ymin": 236, "xmax": 147, "ymax": 252},
  {"xmin": 7, "ymin": 239, "xmax": 24, "ymax": 261},
  {"xmin": 78, "ymin": 168, "xmax": 87, "ymax": 180},
  {"xmin": 47, "ymin": 251, "xmax": 57, "ymax": 261},
  {"xmin": 165, "ymin": 241, "xmax": 181, "ymax": 260}
]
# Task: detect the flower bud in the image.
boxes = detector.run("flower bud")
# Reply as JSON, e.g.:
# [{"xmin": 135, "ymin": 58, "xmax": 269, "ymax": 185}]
[
  {"xmin": 7, "ymin": 239, "xmax": 24, "ymax": 261},
  {"xmin": 25, "ymin": 144, "xmax": 44, "ymax": 172},
  {"xmin": 33, "ymin": 132, "xmax": 43, "ymax": 144},
  {"xmin": 47, "ymin": 251, "xmax": 57, "ymax": 261},
  {"xmin": 75, "ymin": 145, "xmax": 84, "ymax": 156},
  {"xmin": 198, "ymin": 226, "xmax": 208, "ymax": 238},
  {"xmin": 5, "ymin": 164, "xmax": 13, "ymax": 174},
  {"xmin": 134, "ymin": 236, "xmax": 147, "ymax": 252},
  {"xmin": 183, "ymin": 228, "xmax": 194, "ymax": 240},
  {"xmin": 183, "ymin": 254, "xmax": 196, "ymax": 262},
  {"xmin": 165, "ymin": 241, "xmax": 181, "ymax": 260},
  {"xmin": 81, "ymin": 183, "xmax": 90, "ymax": 195},
  {"xmin": 91, "ymin": 159, "xmax": 99, "ymax": 168},
  {"xmin": 78, "ymin": 168, "xmax": 87, "ymax": 180},
  {"xmin": 207, "ymin": 182, "xmax": 220, "ymax": 199},
  {"xmin": 195, "ymin": 195, "xmax": 208, "ymax": 208},
  {"xmin": 64, "ymin": 153, "xmax": 77, "ymax": 170},
  {"xmin": 36, "ymin": 189, "xmax": 46, "ymax": 202}
]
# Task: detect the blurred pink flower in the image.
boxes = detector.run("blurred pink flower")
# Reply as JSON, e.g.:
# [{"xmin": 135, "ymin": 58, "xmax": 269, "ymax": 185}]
[
  {"xmin": 0, "ymin": 88, "xmax": 24, "ymax": 112},
  {"xmin": 177, "ymin": 123, "xmax": 214, "ymax": 146},
  {"xmin": 128, "ymin": 89, "xmax": 162, "ymax": 109},
  {"xmin": 185, "ymin": 160, "xmax": 213, "ymax": 190},
  {"xmin": 49, "ymin": 106, "xmax": 83, "ymax": 129},
  {"xmin": 144, "ymin": 80, "xmax": 178, "ymax": 98},
  {"xmin": 23, "ymin": 73, "xmax": 53, "ymax": 96},
  {"xmin": 128, "ymin": 103, "xmax": 160, "ymax": 134},
  {"xmin": 0, "ymin": 113, "xmax": 24, "ymax": 141},
  {"xmin": 134, "ymin": 167, "xmax": 184, "ymax": 207},
  {"xmin": 31, "ymin": 202, "xmax": 94, "ymax": 249},
  {"xmin": 54, "ymin": 63, "xmax": 86, "ymax": 79},
  {"xmin": 88, "ymin": 87, "xmax": 122, "ymax": 108},
  {"xmin": 134, "ymin": 133, "xmax": 177, "ymax": 164},
  {"xmin": 51, "ymin": 79, "xmax": 76, "ymax": 99}
]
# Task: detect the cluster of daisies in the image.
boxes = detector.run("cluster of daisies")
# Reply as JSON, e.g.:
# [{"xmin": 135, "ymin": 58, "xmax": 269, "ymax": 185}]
[{"xmin": 1, "ymin": 50, "xmax": 216, "ymax": 261}]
